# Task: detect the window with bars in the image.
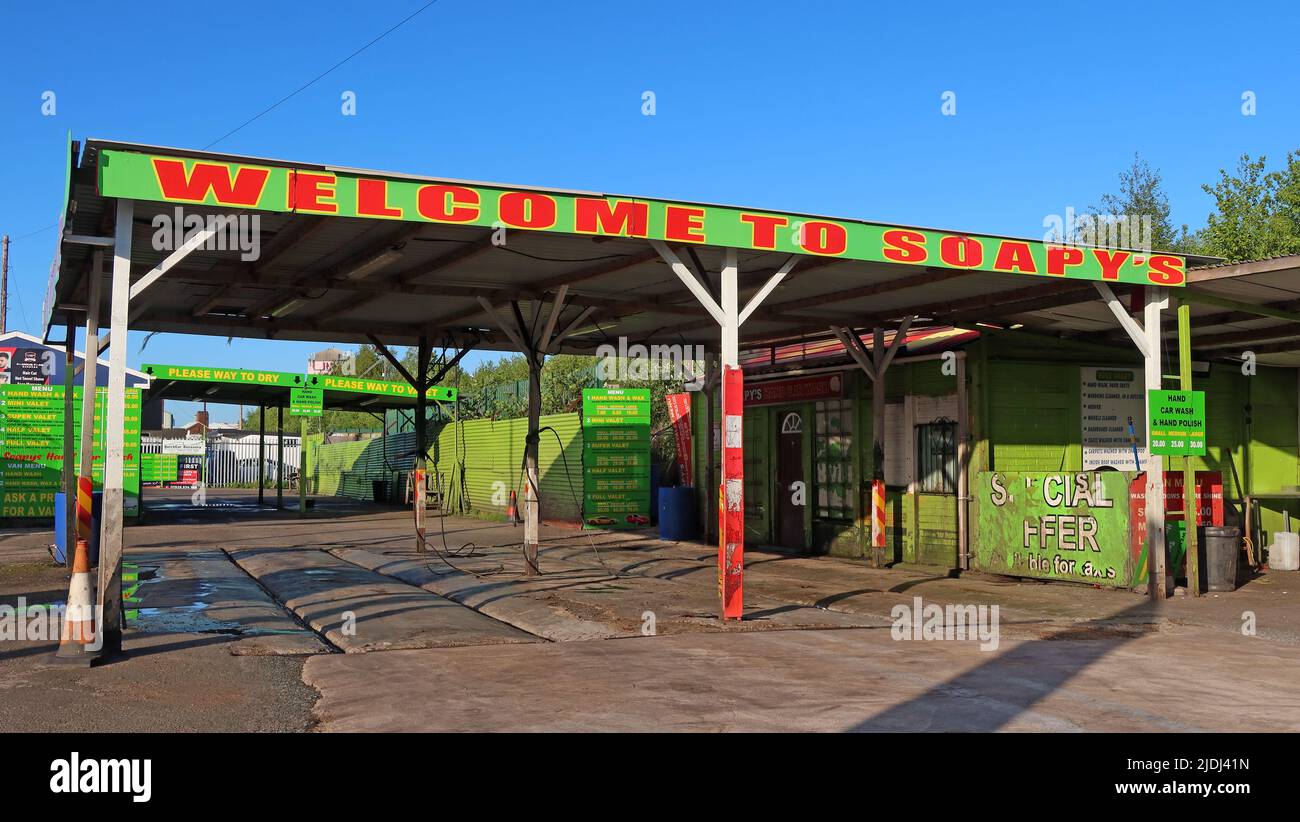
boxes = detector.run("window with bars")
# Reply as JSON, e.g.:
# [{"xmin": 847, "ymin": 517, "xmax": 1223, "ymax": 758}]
[
  {"xmin": 915, "ymin": 420, "xmax": 957, "ymax": 494},
  {"xmin": 814, "ymin": 399, "xmax": 854, "ymax": 520}
]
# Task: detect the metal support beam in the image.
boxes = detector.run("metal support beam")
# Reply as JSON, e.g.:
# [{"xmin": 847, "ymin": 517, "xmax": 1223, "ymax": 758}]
[
  {"xmin": 299, "ymin": 416, "xmax": 308, "ymax": 519},
  {"xmin": 1144, "ymin": 287, "xmax": 1168, "ymax": 601},
  {"xmin": 413, "ymin": 337, "xmax": 429, "ymax": 552},
  {"xmin": 258, "ymin": 404, "xmax": 266, "ymax": 507},
  {"xmin": 62, "ymin": 315, "xmax": 76, "ymax": 564},
  {"xmin": 276, "ymin": 406, "xmax": 284, "ymax": 509},
  {"xmin": 365, "ymin": 335, "xmax": 418, "ymax": 388},
  {"xmin": 98, "ymin": 198, "xmax": 133, "ymax": 657},
  {"xmin": 870, "ymin": 326, "xmax": 888, "ymax": 568},
  {"xmin": 1094, "ymin": 282, "xmax": 1150, "ymax": 358},
  {"xmin": 76, "ymin": 252, "xmax": 102, "ymax": 547},
  {"xmin": 1179, "ymin": 300, "xmax": 1201, "ymax": 597},
  {"xmin": 650, "ymin": 240, "xmax": 725, "ymax": 326},
  {"xmin": 956, "ymin": 352, "xmax": 970, "ymax": 571}
]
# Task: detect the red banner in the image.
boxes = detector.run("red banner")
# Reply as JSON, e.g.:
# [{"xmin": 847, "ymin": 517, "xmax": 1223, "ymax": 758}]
[
  {"xmin": 719, "ymin": 367, "xmax": 744, "ymax": 620},
  {"xmin": 742, "ymin": 373, "xmax": 844, "ymax": 407},
  {"xmin": 1129, "ymin": 471, "xmax": 1225, "ymax": 573},
  {"xmin": 665, "ymin": 393, "xmax": 693, "ymax": 487}
]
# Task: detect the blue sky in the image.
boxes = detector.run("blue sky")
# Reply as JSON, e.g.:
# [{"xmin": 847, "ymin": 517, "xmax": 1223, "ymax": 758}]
[{"xmin": 2, "ymin": 0, "xmax": 1298, "ymax": 422}]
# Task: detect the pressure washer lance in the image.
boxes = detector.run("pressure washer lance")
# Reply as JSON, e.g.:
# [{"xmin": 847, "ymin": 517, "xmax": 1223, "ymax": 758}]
[{"xmin": 1127, "ymin": 415, "xmax": 1142, "ymax": 472}]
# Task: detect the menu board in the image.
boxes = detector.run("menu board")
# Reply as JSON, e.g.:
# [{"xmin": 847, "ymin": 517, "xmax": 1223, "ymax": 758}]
[
  {"xmin": 582, "ymin": 388, "xmax": 651, "ymax": 529},
  {"xmin": 1080, "ymin": 366, "xmax": 1147, "ymax": 471},
  {"xmin": 142, "ymin": 438, "xmax": 204, "ymax": 487},
  {"xmin": 0, "ymin": 385, "xmax": 141, "ymax": 518}
]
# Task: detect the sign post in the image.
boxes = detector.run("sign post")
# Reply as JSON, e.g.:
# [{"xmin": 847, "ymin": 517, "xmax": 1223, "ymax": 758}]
[
  {"xmin": 1148, "ymin": 389, "xmax": 1206, "ymax": 458},
  {"xmin": 581, "ymin": 388, "xmax": 651, "ymax": 529}
]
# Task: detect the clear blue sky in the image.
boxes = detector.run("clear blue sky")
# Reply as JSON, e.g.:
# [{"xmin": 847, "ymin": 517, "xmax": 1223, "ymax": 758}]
[{"xmin": 2, "ymin": 0, "xmax": 1297, "ymax": 422}]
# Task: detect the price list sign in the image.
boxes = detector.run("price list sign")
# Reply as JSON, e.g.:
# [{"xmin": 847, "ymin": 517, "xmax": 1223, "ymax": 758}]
[
  {"xmin": 0, "ymin": 385, "xmax": 142, "ymax": 517},
  {"xmin": 582, "ymin": 388, "xmax": 651, "ymax": 529}
]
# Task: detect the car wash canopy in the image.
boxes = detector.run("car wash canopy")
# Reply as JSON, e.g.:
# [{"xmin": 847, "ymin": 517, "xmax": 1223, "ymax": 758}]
[{"xmin": 97, "ymin": 148, "xmax": 1187, "ymax": 288}]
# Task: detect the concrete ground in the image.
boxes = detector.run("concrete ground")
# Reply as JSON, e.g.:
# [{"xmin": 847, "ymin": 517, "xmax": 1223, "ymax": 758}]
[{"xmin": 3, "ymin": 487, "xmax": 1298, "ymax": 732}]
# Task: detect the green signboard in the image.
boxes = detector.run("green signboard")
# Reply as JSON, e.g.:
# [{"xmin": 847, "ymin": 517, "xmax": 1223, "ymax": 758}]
[
  {"xmin": 141, "ymin": 452, "xmax": 179, "ymax": 483},
  {"xmin": 0, "ymin": 385, "xmax": 141, "ymax": 518},
  {"xmin": 100, "ymin": 149, "xmax": 1188, "ymax": 287},
  {"xmin": 1148, "ymin": 389, "xmax": 1206, "ymax": 457},
  {"xmin": 582, "ymin": 388, "xmax": 651, "ymax": 529},
  {"xmin": 973, "ymin": 471, "xmax": 1134, "ymax": 587},
  {"xmin": 142, "ymin": 363, "xmax": 457, "ymax": 402},
  {"xmin": 290, "ymin": 386, "xmax": 323, "ymax": 417}
]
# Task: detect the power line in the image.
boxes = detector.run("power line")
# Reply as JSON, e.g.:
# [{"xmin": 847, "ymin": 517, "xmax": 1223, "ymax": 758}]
[{"xmin": 204, "ymin": 0, "xmax": 444, "ymax": 150}]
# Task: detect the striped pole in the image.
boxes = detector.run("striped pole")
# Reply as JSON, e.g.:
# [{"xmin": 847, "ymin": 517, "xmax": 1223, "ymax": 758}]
[
  {"xmin": 871, "ymin": 478, "xmax": 886, "ymax": 563},
  {"xmin": 75, "ymin": 475, "xmax": 94, "ymax": 543}
]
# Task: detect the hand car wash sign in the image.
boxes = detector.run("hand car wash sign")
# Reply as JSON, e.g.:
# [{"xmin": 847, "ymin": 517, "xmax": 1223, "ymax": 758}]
[
  {"xmin": 975, "ymin": 471, "xmax": 1133, "ymax": 586},
  {"xmin": 98, "ymin": 150, "xmax": 1187, "ymax": 286}
]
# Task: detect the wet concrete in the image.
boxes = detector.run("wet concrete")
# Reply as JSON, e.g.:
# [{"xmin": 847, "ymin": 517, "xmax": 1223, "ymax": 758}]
[
  {"xmin": 224, "ymin": 546, "xmax": 538, "ymax": 652},
  {"xmin": 127, "ymin": 550, "xmax": 329, "ymax": 656}
]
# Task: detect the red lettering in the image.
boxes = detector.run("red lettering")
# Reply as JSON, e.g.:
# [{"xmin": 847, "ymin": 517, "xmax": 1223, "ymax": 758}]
[
  {"xmin": 664, "ymin": 206, "xmax": 706, "ymax": 243},
  {"xmin": 288, "ymin": 171, "xmax": 338, "ymax": 213},
  {"xmin": 939, "ymin": 235, "xmax": 983, "ymax": 268},
  {"xmin": 1147, "ymin": 254, "xmax": 1186, "ymax": 286},
  {"xmin": 1093, "ymin": 249, "xmax": 1130, "ymax": 281},
  {"xmin": 575, "ymin": 199, "xmax": 648, "ymax": 236},
  {"xmin": 799, "ymin": 221, "xmax": 848, "ymax": 256},
  {"xmin": 740, "ymin": 214, "xmax": 789, "ymax": 249},
  {"xmin": 356, "ymin": 178, "xmax": 403, "ymax": 218},
  {"xmin": 992, "ymin": 241, "xmax": 1037, "ymax": 273},
  {"xmin": 152, "ymin": 158, "xmax": 269, "ymax": 206},
  {"xmin": 1046, "ymin": 245, "xmax": 1084, "ymax": 276},
  {"xmin": 416, "ymin": 185, "xmax": 480, "ymax": 223},
  {"xmin": 882, "ymin": 229, "xmax": 928, "ymax": 264},
  {"xmin": 498, "ymin": 192, "xmax": 557, "ymax": 229}
]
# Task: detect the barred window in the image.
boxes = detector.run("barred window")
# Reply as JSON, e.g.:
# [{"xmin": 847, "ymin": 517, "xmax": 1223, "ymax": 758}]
[
  {"xmin": 915, "ymin": 420, "xmax": 956, "ymax": 494},
  {"xmin": 814, "ymin": 399, "xmax": 853, "ymax": 520}
]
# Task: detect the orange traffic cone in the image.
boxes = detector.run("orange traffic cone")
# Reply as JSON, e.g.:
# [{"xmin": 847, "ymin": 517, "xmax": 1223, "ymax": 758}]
[
  {"xmin": 507, "ymin": 489, "xmax": 519, "ymax": 525},
  {"xmin": 53, "ymin": 537, "xmax": 98, "ymax": 665}
]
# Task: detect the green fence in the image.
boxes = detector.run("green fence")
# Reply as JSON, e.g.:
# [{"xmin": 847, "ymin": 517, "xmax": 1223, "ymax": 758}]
[{"xmin": 306, "ymin": 412, "xmax": 585, "ymax": 522}]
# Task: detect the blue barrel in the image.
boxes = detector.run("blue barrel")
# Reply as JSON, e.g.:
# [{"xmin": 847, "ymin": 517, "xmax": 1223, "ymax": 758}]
[
  {"xmin": 658, "ymin": 485, "xmax": 699, "ymax": 541},
  {"xmin": 53, "ymin": 492, "xmax": 102, "ymax": 566}
]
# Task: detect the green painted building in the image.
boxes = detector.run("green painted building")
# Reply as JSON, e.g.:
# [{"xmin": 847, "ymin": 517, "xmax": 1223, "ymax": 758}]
[{"xmin": 692, "ymin": 329, "xmax": 1296, "ymax": 580}]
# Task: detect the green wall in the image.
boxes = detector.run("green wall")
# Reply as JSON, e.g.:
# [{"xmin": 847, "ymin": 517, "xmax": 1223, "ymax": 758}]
[{"xmin": 307, "ymin": 412, "xmax": 586, "ymax": 522}]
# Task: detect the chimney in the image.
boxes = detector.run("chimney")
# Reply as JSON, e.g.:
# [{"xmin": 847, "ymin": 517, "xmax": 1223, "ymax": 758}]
[{"xmin": 195, "ymin": 410, "xmax": 209, "ymax": 429}]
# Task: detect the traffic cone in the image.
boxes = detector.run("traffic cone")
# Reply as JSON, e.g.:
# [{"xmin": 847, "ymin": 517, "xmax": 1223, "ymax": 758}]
[
  {"xmin": 507, "ymin": 489, "xmax": 519, "ymax": 525},
  {"xmin": 53, "ymin": 537, "xmax": 98, "ymax": 665}
]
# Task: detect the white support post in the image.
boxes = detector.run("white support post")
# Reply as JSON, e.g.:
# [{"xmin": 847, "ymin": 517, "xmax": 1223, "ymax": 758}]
[
  {"xmin": 99, "ymin": 198, "xmax": 133, "ymax": 656},
  {"xmin": 720, "ymin": 249, "xmax": 738, "ymax": 367},
  {"xmin": 77, "ymin": 251, "xmax": 103, "ymax": 538},
  {"xmin": 1095, "ymin": 282, "xmax": 1150, "ymax": 358},
  {"xmin": 1144, "ymin": 286, "xmax": 1167, "ymax": 600}
]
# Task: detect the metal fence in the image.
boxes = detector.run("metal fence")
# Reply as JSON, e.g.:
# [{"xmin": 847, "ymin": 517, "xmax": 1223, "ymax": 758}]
[{"xmin": 140, "ymin": 434, "xmax": 301, "ymax": 488}]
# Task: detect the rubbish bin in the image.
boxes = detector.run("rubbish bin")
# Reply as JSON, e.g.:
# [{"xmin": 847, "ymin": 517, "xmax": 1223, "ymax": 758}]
[
  {"xmin": 53, "ymin": 491, "xmax": 102, "ymax": 566},
  {"xmin": 372, "ymin": 480, "xmax": 387, "ymax": 504},
  {"xmin": 1203, "ymin": 525, "xmax": 1242, "ymax": 592}
]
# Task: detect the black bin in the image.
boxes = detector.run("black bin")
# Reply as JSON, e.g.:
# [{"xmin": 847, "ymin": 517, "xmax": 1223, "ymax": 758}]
[
  {"xmin": 1203, "ymin": 525, "xmax": 1242, "ymax": 592},
  {"xmin": 372, "ymin": 480, "xmax": 387, "ymax": 504}
]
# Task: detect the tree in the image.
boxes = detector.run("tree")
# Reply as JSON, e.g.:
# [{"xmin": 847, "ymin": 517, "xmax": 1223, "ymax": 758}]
[
  {"xmin": 1089, "ymin": 153, "xmax": 1196, "ymax": 253},
  {"xmin": 1196, "ymin": 153, "xmax": 1300, "ymax": 262}
]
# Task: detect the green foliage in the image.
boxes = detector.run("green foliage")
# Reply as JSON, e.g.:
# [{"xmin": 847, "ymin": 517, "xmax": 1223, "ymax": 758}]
[
  {"xmin": 1090, "ymin": 153, "xmax": 1196, "ymax": 253},
  {"xmin": 1197, "ymin": 153, "xmax": 1300, "ymax": 262}
]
